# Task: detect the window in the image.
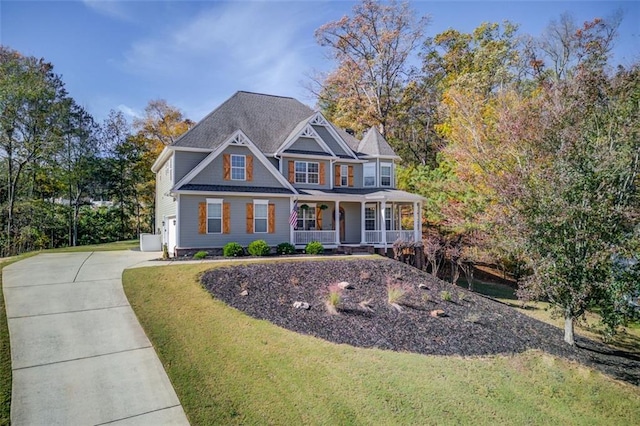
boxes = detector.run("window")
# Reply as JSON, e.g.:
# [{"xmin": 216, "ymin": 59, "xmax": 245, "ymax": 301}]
[
  {"xmin": 381, "ymin": 163, "xmax": 392, "ymax": 187},
  {"xmin": 365, "ymin": 204, "xmax": 376, "ymax": 230},
  {"xmin": 231, "ymin": 155, "xmax": 246, "ymax": 180},
  {"xmin": 340, "ymin": 165, "xmax": 349, "ymax": 186},
  {"xmin": 385, "ymin": 207, "xmax": 392, "ymax": 230},
  {"xmin": 254, "ymin": 200, "xmax": 268, "ymax": 233},
  {"xmin": 207, "ymin": 199, "xmax": 223, "ymax": 233},
  {"xmin": 364, "ymin": 163, "xmax": 376, "ymax": 187},
  {"xmin": 297, "ymin": 204, "xmax": 316, "ymax": 230},
  {"xmin": 295, "ymin": 161, "xmax": 319, "ymax": 184},
  {"xmin": 164, "ymin": 158, "xmax": 173, "ymax": 181}
]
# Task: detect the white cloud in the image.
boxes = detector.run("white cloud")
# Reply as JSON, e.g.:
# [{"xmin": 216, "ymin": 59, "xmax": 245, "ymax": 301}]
[
  {"xmin": 120, "ymin": 2, "xmax": 319, "ymax": 117},
  {"xmin": 82, "ymin": 0, "xmax": 134, "ymax": 22},
  {"xmin": 117, "ymin": 104, "xmax": 141, "ymax": 119}
]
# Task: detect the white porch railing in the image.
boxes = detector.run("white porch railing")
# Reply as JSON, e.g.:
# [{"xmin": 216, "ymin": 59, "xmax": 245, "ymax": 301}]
[
  {"xmin": 364, "ymin": 230, "xmax": 414, "ymax": 244},
  {"xmin": 294, "ymin": 230, "xmax": 337, "ymax": 245}
]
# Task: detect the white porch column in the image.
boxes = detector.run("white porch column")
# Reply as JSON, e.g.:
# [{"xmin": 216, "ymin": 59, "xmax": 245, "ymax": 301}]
[
  {"xmin": 290, "ymin": 198, "xmax": 295, "ymax": 244},
  {"xmin": 360, "ymin": 201, "xmax": 366, "ymax": 244},
  {"xmin": 334, "ymin": 200, "xmax": 340, "ymax": 244},
  {"xmin": 381, "ymin": 200, "xmax": 387, "ymax": 247},
  {"xmin": 413, "ymin": 201, "xmax": 420, "ymax": 241}
]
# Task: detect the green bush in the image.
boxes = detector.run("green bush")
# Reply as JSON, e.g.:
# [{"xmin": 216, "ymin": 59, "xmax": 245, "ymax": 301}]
[
  {"xmin": 193, "ymin": 251, "xmax": 207, "ymax": 260},
  {"xmin": 248, "ymin": 240, "xmax": 270, "ymax": 256},
  {"xmin": 223, "ymin": 242, "xmax": 244, "ymax": 257},
  {"xmin": 305, "ymin": 241, "xmax": 324, "ymax": 255},
  {"xmin": 440, "ymin": 290, "xmax": 452, "ymax": 302},
  {"xmin": 277, "ymin": 242, "xmax": 296, "ymax": 255}
]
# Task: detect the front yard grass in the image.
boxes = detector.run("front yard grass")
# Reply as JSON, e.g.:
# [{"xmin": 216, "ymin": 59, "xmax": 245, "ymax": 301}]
[{"xmin": 124, "ymin": 262, "xmax": 640, "ymax": 425}]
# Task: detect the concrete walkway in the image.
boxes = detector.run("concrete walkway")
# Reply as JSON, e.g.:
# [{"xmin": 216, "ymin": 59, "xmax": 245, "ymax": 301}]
[{"xmin": 2, "ymin": 251, "xmax": 189, "ymax": 426}]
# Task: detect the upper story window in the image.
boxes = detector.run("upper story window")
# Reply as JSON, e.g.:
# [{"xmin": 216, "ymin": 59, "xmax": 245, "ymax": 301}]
[
  {"xmin": 231, "ymin": 155, "xmax": 246, "ymax": 180},
  {"xmin": 295, "ymin": 161, "xmax": 319, "ymax": 184},
  {"xmin": 164, "ymin": 158, "xmax": 173, "ymax": 182},
  {"xmin": 380, "ymin": 163, "xmax": 392, "ymax": 187},
  {"xmin": 340, "ymin": 165, "xmax": 349, "ymax": 186},
  {"xmin": 363, "ymin": 163, "xmax": 376, "ymax": 187},
  {"xmin": 207, "ymin": 199, "xmax": 223, "ymax": 234}
]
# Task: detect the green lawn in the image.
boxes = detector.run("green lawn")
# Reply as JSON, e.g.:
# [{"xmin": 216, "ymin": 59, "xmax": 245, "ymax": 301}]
[
  {"xmin": 124, "ymin": 261, "xmax": 640, "ymax": 425},
  {"xmin": 0, "ymin": 239, "xmax": 141, "ymax": 425}
]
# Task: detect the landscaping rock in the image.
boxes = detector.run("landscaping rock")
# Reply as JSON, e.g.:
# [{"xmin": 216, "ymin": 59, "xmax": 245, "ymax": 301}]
[
  {"xmin": 240, "ymin": 290, "xmax": 248, "ymax": 296},
  {"xmin": 293, "ymin": 301, "xmax": 310, "ymax": 310},
  {"xmin": 418, "ymin": 283, "xmax": 429, "ymax": 289},
  {"xmin": 430, "ymin": 309, "xmax": 446, "ymax": 318},
  {"xmin": 338, "ymin": 281, "xmax": 353, "ymax": 290}
]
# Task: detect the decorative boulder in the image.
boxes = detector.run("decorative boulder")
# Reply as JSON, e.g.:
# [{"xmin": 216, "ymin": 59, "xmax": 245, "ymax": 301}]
[
  {"xmin": 338, "ymin": 281, "xmax": 353, "ymax": 290},
  {"xmin": 293, "ymin": 301, "xmax": 310, "ymax": 310},
  {"xmin": 418, "ymin": 283, "xmax": 429, "ymax": 289},
  {"xmin": 240, "ymin": 290, "xmax": 248, "ymax": 296},
  {"xmin": 430, "ymin": 309, "xmax": 446, "ymax": 318}
]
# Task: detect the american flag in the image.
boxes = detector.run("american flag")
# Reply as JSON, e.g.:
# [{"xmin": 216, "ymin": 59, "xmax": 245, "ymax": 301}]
[{"xmin": 289, "ymin": 201, "xmax": 298, "ymax": 229}]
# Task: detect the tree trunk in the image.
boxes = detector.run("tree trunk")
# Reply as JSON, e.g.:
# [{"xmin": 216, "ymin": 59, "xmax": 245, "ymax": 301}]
[{"xmin": 564, "ymin": 314, "xmax": 575, "ymax": 345}]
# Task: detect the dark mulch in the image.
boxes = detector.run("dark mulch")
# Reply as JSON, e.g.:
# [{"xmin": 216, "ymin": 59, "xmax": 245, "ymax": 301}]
[{"xmin": 201, "ymin": 258, "xmax": 640, "ymax": 386}]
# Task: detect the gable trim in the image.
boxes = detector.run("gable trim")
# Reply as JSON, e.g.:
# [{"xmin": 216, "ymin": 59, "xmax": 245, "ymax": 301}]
[
  {"xmin": 275, "ymin": 122, "xmax": 336, "ymax": 158},
  {"xmin": 309, "ymin": 112, "xmax": 358, "ymax": 159},
  {"xmin": 172, "ymin": 129, "xmax": 297, "ymax": 194}
]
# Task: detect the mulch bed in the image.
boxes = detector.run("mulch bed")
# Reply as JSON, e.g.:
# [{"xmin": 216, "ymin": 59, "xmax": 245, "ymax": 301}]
[{"xmin": 201, "ymin": 258, "xmax": 640, "ymax": 385}]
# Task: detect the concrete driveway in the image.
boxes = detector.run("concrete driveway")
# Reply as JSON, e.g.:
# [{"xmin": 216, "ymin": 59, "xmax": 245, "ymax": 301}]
[{"xmin": 2, "ymin": 251, "xmax": 189, "ymax": 425}]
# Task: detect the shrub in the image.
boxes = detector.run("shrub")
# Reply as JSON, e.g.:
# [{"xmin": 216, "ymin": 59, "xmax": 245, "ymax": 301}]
[
  {"xmin": 277, "ymin": 242, "xmax": 296, "ymax": 255},
  {"xmin": 387, "ymin": 280, "xmax": 409, "ymax": 305},
  {"xmin": 305, "ymin": 241, "xmax": 324, "ymax": 255},
  {"xmin": 248, "ymin": 239, "xmax": 270, "ymax": 256},
  {"xmin": 223, "ymin": 242, "xmax": 244, "ymax": 257},
  {"xmin": 193, "ymin": 251, "xmax": 207, "ymax": 260},
  {"xmin": 440, "ymin": 290, "xmax": 452, "ymax": 302},
  {"xmin": 325, "ymin": 283, "xmax": 343, "ymax": 315},
  {"xmin": 458, "ymin": 291, "xmax": 467, "ymax": 302}
]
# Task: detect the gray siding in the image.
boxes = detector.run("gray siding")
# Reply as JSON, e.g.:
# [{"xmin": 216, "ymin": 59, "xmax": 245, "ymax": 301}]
[
  {"xmin": 342, "ymin": 202, "xmax": 362, "ymax": 243},
  {"xmin": 289, "ymin": 137, "xmax": 325, "ymax": 153},
  {"xmin": 174, "ymin": 151, "xmax": 209, "ymax": 183},
  {"xmin": 178, "ymin": 195, "xmax": 291, "ymax": 248},
  {"xmin": 287, "ymin": 158, "xmax": 331, "ymax": 190},
  {"xmin": 313, "ymin": 125, "xmax": 350, "ymax": 157},
  {"xmin": 155, "ymin": 159, "xmax": 176, "ymax": 234},
  {"xmin": 267, "ymin": 156, "xmax": 279, "ymax": 170},
  {"xmin": 190, "ymin": 145, "xmax": 284, "ymax": 188}
]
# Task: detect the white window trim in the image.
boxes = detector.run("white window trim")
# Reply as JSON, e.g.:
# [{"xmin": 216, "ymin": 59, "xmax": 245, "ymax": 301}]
[
  {"xmin": 380, "ymin": 162, "xmax": 392, "ymax": 187},
  {"xmin": 294, "ymin": 161, "xmax": 320, "ymax": 184},
  {"xmin": 364, "ymin": 203, "xmax": 377, "ymax": 230},
  {"xmin": 230, "ymin": 154, "xmax": 246, "ymax": 181},
  {"xmin": 206, "ymin": 198, "xmax": 223, "ymax": 234},
  {"xmin": 253, "ymin": 199, "xmax": 269, "ymax": 234},
  {"xmin": 363, "ymin": 163, "xmax": 376, "ymax": 187},
  {"xmin": 297, "ymin": 202, "xmax": 317, "ymax": 230}
]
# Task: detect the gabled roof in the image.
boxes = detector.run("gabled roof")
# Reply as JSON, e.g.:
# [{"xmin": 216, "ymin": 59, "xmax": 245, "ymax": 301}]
[
  {"xmin": 357, "ymin": 126, "xmax": 398, "ymax": 157},
  {"xmin": 173, "ymin": 91, "xmax": 315, "ymax": 153}
]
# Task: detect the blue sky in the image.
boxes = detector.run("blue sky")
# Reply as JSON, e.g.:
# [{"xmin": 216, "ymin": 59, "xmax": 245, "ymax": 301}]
[{"xmin": 2, "ymin": 1, "xmax": 638, "ymax": 123}]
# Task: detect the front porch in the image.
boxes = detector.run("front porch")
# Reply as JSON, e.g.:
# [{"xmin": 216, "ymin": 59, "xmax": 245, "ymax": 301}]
[{"xmin": 291, "ymin": 198, "xmax": 421, "ymax": 248}]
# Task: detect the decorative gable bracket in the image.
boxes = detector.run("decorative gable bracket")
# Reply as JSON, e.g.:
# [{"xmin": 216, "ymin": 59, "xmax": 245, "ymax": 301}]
[{"xmin": 230, "ymin": 132, "xmax": 249, "ymax": 145}]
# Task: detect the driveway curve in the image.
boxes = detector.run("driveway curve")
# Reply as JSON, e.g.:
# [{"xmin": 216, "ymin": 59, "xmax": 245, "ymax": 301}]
[{"xmin": 3, "ymin": 251, "xmax": 189, "ymax": 425}]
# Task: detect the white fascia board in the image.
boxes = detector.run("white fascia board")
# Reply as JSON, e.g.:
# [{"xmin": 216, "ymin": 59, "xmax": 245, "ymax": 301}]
[
  {"xmin": 359, "ymin": 154, "xmax": 402, "ymax": 161},
  {"xmin": 172, "ymin": 146, "xmax": 216, "ymax": 153},
  {"xmin": 333, "ymin": 158, "xmax": 366, "ymax": 164},
  {"xmin": 279, "ymin": 152, "xmax": 334, "ymax": 161},
  {"xmin": 172, "ymin": 129, "xmax": 297, "ymax": 193},
  {"xmin": 313, "ymin": 112, "xmax": 358, "ymax": 159},
  {"xmin": 173, "ymin": 190, "xmax": 294, "ymax": 198},
  {"xmin": 151, "ymin": 147, "xmax": 174, "ymax": 173}
]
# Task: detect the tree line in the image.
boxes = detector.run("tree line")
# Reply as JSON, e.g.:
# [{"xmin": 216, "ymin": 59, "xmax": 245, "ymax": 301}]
[
  {"xmin": 0, "ymin": 46, "xmax": 191, "ymax": 256},
  {"xmin": 313, "ymin": 1, "xmax": 639, "ymax": 344}
]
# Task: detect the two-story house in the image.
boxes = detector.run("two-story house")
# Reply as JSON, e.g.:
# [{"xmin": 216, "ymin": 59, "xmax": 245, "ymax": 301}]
[{"xmin": 152, "ymin": 91, "xmax": 424, "ymax": 256}]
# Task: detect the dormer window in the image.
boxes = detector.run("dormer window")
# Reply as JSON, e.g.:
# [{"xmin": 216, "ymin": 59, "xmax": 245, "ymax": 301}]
[{"xmin": 231, "ymin": 155, "xmax": 246, "ymax": 180}]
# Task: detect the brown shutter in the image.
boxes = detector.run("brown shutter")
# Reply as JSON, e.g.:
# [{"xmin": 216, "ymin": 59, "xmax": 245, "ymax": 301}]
[
  {"xmin": 268, "ymin": 204, "xmax": 275, "ymax": 234},
  {"xmin": 198, "ymin": 202, "xmax": 207, "ymax": 234},
  {"xmin": 348, "ymin": 165, "xmax": 354, "ymax": 187},
  {"xmin": 246, "ymin": 203, "xmax": 254, "ymax": 233},
  {"xmin": 288, "ymin": 161, "xmax": 294, "ymax": 183},
  {"xmin": 319, "ymin": 162, "xmax": 325, "ymax": 185},
  {"xmin": 223, "ymin": 203, "xmax": 231, "ymax": 234},
  {"xmin": 246, "ymin": 156, "xmax": 253, "ymax": 181},
  {"xmin": 223, "ymin": 154, "xmax": 230, "ymax": 180},
  {"xmin": 335, "ymin": 164, "xmax": 341, "ymax": 187},
  {"xmin": 316, "ymin": 206, "xmax": 322, "ymax": 230}
]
